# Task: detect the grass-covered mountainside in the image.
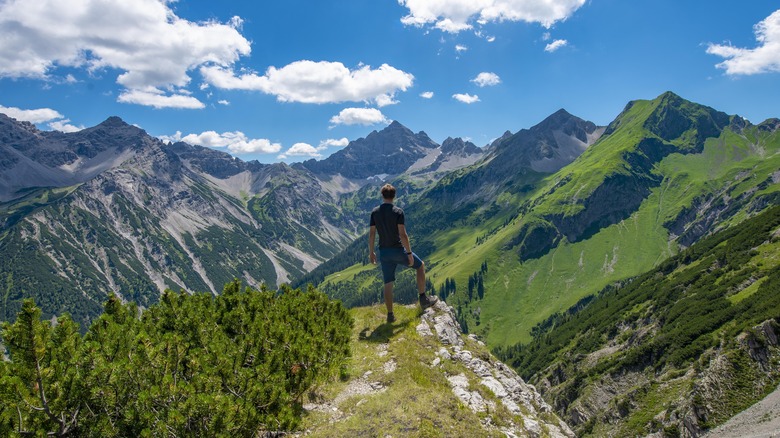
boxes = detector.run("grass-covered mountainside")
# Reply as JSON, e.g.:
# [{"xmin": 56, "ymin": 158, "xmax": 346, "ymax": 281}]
[
  {"xmin": 312, "ymin": 92, "xmax": 780, "ymax": 351},
  {"xmin": 0, "ymin": 281, "xmax": 353, "ymax": 436},
  {"xmin": 495, "ymin": 204, "xmax": 780, "ymax": 437}
]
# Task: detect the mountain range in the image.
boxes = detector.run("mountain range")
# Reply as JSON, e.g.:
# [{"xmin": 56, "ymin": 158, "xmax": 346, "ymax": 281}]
[
  {"xmin": 0, "ymin": 113, "xmax": 484, "ymax": 325},
  {"xmin": 1, "ymin": 91, "xmax": 779, "ymax": 435}
]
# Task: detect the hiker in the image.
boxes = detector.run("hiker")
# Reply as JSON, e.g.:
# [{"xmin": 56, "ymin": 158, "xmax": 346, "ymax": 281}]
[{"xmin": 369, "ymin": 183, "xmax": 438, "ymax": 323}]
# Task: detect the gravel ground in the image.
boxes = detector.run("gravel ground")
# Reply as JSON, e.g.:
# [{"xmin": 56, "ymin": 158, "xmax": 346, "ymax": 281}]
[{"xmin": 703, "ymin": 385, "xmax": 780, "ymax": 438}]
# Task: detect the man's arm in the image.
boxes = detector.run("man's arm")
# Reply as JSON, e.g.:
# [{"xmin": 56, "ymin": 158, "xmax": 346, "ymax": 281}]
[
  {"xmin": 369, "ymin": 225, "xmax": 377, "ymax": 264},
  {"xmin": 398, "ymin": 224, "xmax": 414, "ymax": 266}
]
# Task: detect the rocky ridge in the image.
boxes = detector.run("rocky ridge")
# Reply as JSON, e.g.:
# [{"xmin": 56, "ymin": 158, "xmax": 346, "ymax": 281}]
[
  {"xmin": 417, "ymin": 302, "xmax": 574, "ymax": 437},
  {"xmin": 299, "ymin": 302, "xmax": 572, "ymax": 437}
]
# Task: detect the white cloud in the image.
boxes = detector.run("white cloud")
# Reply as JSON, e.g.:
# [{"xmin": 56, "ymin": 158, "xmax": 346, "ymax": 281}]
[
  {"xmin": 118, "ymin": 89, "xmax": 205, "ymax": 109},
  {"xmin": 544, "ymin": 39, "xmax": 568, "ymax": 52},
  {"xmin": 48, "ymin": 119, "xmax": 84, "ymax": 132},
  {"xmin": 455, "ymin": 44, "xmax": 469, "ymax": 52},
  {"xmin": 399, "ymin": 0, "xmax": 587, "ymax": 33},
  {"xmin": 319, "ymin": 138, "xmax": 350, "ymax": 148},
  {"xmin": 217, "ymin": 100, "xmax": 230, "ymax": 105},
  {"xmin": 542, "ymin": 32, "xmax": 551, "ymax": 41},
  {"xmin": 707, "ymin": 9, "xmax": 780, "ymax": 75},
  {"xmin": 158, "ymin": 131, "xmax": 182, "ymax": 144},
  {"xmin": 0, "ymin": 104, "xmax": 63, "ymax": 123},
  {"xmin": 201, "ymin": 61, "xmax": 414, "ymax": 105},
  {"xmin": 453, "ymin": 93, "xmax": 480, "ymax": 104},
  {"xmin": 279, "ymin": 138, "xmax": 349, "ymax": 159},
  {"xmin": 420, "ymin": 91, "xmax": 434, "ymax": 99},
  {"xmin": 0, "ymin": 104, "xmax": 84, "ymax": 132},
  {"xmin": 173, "ymin": 130, "xmax": 281, "ymax": 154},
  {"xmin": 472, "ymin": 72, "xmax": 501, "ymax": 87},
  {"xmin": 329, "ymin": 108, "xmax": 389, "ymax": 126},
  {"xmin": 375, "ymin": 93, "xmax": 399, "ymax": 107},
  {"xmin": 487, "ymin": 36, "xmax": 496, "ymax": 42},
  {"xmin": 0, "ymin": 0, "xmax": 250, "ymax": 108},
  {"xmin": 278, "ymin": 142, "xmax": 322, "ymax": 159}
]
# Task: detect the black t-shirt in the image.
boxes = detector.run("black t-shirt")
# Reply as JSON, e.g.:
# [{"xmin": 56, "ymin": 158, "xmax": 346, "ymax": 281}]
[{"xmin": 370, "ymin": 203, "xmax": 405, "ymax": 249}]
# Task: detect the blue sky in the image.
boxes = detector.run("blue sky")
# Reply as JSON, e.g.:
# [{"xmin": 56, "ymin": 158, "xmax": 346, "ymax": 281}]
[{"xmin": 0, "ymin": 0, "xmax": 779, "ymax": 163}]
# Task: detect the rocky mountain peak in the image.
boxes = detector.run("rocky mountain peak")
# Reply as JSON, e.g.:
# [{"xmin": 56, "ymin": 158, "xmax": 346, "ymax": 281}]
[
  {"xmin": 298, "ymin": 120, "xmax": 440, "ymax": 179},
  {"xmin": 644, "ymin": 92, "xmax": 731, "ymax": 148},
  {"xmin": 0, "ymin": 113, "xmax": 40, "ymax": 136},
  {"xmin": 97, "ymin": 116, "xmax": 130, "ymax": 128},
  {"xmin": 441, "ymin": 137, "xmax": 481, "ymax": 155}
]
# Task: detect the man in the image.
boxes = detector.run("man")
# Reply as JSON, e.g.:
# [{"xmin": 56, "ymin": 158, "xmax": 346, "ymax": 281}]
[{"xmin": 369, "ymin": 183, "xmax": 438, "ymax": 324}]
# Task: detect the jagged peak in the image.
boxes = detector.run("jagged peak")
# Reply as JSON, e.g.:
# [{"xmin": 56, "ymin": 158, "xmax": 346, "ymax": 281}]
[
  {"xmin": 655, "ymin": 90, "xmax": 683, "ymax": 103},
  {"xmin": 0, "ymin": 112, "xmax": 40, "ymax": 134},
  {"xmin": 387, "ymin": 120, "xmax": 405, "ymax": 129},
  {"xmin": 441, "ymin": 136, "xmax": 462, "ymax": 145},
  {"xmin": 533, "ymin": 108, "xmax": 577, "ymax": 131},
  {"xmin": 97, "ymin": 116, "xmax": 131, "ymax": 128}
]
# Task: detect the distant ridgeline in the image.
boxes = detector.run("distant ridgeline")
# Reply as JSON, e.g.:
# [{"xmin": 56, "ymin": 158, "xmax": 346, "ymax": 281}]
[
  {"xmin": 495, "ymin": 205, "xmax": 780, "ymax": 437},
  {"xmin": 0, "ymin": 281, "xmax": 352, "ymax": 436}
]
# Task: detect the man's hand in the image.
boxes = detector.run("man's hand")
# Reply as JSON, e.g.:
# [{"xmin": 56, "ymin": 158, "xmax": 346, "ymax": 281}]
[{"xmin": 370, "ymin": 251, "xmax": 377, "ymax": 264}]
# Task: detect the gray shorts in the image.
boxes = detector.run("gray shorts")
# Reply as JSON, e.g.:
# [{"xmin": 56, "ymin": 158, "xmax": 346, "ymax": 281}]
[{"xmin": 379, "ymin": 247, "xmax": 423, "ymax": 284}]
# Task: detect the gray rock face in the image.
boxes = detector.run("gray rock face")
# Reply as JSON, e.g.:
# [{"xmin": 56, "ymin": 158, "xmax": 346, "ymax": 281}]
[
  {"xmin": 299, "ymin": 120, "xmax": 439, "ymax": 179},
  {"xmin": 420, "ymin": 301, "xmax": 575, "ymax": 437},
  {"xmin": 0, "ymin": 114, "xmax": 152, "ymax": 201}
]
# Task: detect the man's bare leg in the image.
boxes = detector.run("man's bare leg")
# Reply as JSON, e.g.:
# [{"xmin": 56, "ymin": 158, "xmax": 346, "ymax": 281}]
[
  {"xmin": 384, "ymin": 281, "xmax": 394, "ymax": 313},
  {"xmin": 416, "ymin": 262, "xmax": 426, "ymax": 294}
]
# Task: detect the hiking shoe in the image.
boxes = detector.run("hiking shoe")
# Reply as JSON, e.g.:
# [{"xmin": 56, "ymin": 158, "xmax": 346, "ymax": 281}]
[
  {"xmin": 387, "ymin": 312, "xmax": 396, "ymax": 323},
  {"xmin": 419, "ymin": 294, "xmax": 439, "ymax": 310}
]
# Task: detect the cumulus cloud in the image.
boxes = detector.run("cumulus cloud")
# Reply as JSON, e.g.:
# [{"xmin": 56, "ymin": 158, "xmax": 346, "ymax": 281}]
[
  {"xmin": 453, "ymin": 93, "xmax": 480, "ymax": 104},
  {"xmin": 118, "ymin": 89, "xmax": 205, "ymax": 109},
  {"xmin": 217, "ymin": 100, "xmax": 230, "ymax": 106},
  {"xmin": 278, "ymin": 143, "xmax": 322, "ymax": 159},
  {"xmin": 455, "ymin": 44, "xmax": 469, "ymax": 52},
  {"xmin": 399, "ymin": 0, "xmax": 587, "ymax": 33},
  {"xmin": 163, "ymin": 130, "xmax": 281, "ymax": 154},
  {"xmin": 375, "ymin": 93, "xmax": 399, "ymax": 107},
  {"xmin": 707, "ymin": 9, "xmax": 780, "ymax": 75},
  {"xmin": 319, "ymin": 138, "xmax": 350, "ymax": 148},
  {"xmin": 420, "ymin": 91, "xmax": 434, "ymax": 99},
  {"xmin": 48, "ymin": 119, "xmax": 84, "ymax": 133},
  {"xmin": 472, "ymin": 72, "xmax": 501, "ymax": 87},
  {"xmin": 201, "ymin": 61, "xmax": 414, "ymax": 105},
  {"xmin": 0, "ymin": 104, "xmax": 63, "ymax": 123},
  {"xmin": 278, "ymin": 137, "xmax": 349, "ymax": 159},
  {"xmin": 0, "ymin": 104, "xmax": 84, "ymax": 132},
  {"xmin": 0, "ymin": 0, "xmax": 250, "ymax": 109},
  {"xmin": 329, "ymin": 108, "xmax": 389, "ymax": 126},
  {"xmin": 544, "ymin": 39, "xmax": 568, "ymax": 52}
]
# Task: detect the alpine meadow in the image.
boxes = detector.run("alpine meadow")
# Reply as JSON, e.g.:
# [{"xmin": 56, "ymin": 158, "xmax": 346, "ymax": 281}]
[{"xmin": 2, "ymin": 0, "xmax": 780, "ymax": 436}]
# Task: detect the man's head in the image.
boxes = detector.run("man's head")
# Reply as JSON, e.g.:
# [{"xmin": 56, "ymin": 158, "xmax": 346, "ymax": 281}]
[{"xmin": 380, "ymin": 183, "xmax": 396, "ymax": 201}]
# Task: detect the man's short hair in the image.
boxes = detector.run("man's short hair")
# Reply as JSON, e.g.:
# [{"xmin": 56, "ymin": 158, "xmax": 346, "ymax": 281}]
[{"xmin": 380, "ymin": 183, "xmax": 396, "ymax": 200}]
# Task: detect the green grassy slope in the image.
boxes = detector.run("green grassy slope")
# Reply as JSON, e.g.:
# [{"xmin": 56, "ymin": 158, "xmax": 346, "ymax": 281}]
[
  {"xmin": 469, "ymin": 110, "xmax": 780, "ymax": 346},
  {"xmin": 494, "ymin": 205, "xmax": 780, "ymax": 436}
]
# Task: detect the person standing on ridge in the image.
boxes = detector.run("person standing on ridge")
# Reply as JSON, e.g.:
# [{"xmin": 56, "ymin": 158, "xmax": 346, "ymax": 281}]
[{"xmin": 369, "ymin": 183, "xmax": 438, "ymax": 324}]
